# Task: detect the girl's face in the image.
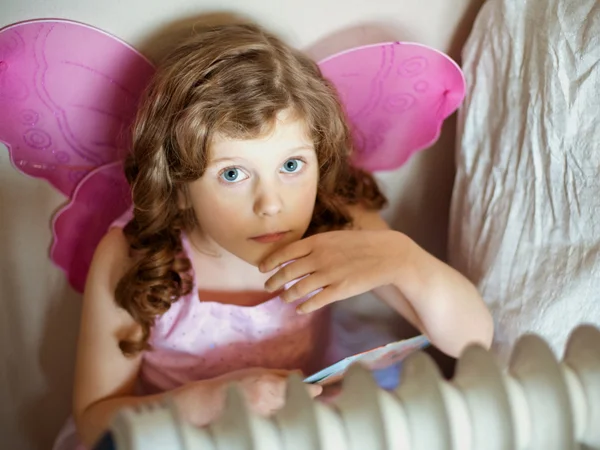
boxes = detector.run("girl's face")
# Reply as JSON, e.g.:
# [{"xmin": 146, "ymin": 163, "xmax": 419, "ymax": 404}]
[{"xmin": 187, "ymin": 110, "xmax": 319, "ymax": 266}]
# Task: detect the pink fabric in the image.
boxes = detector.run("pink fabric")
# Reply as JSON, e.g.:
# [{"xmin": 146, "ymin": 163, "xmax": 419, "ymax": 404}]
[
  {"xmin": 140, "ymin": 233, "xmax": 330, "ymax": 393},
  {"xmin": 319, "ymin": 42, "xmax": 466, "ymax": 172},
  {"xmin": 52, "ymin": 212, "xmax": 330, "ymax": 450}
]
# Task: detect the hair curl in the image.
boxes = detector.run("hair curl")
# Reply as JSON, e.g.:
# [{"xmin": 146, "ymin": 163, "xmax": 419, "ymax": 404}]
[{"xmin": 115, "ymin": 22, "xmax": 387, "ymax": 355}]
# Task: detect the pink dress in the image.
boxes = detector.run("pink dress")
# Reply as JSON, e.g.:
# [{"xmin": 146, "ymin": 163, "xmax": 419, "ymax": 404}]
[{"xmin": 52, "ymin": 212, "xmax": 331, "ymax": 450}]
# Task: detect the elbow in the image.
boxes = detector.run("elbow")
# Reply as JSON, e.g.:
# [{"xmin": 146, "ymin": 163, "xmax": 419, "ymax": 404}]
[
  {"xmin": 427, "ymin": 301, "xmax": 495, "ymax": 359},
  {"xmin": 456, "ymin": 307, "xmax": 495, "ymax": 358},
  {"xmin": 73, "ymin": 401, "xmax": 109, "ymax": 449},
  {"xmin": 73, "ymin": 408, "xmax": 94, "ymax": 449},
  {"xmin": 457, "ymin": 309, "xmax": 494, "ymax": 355},
  {"xmin": 477, "ymin": 310, "xmax": 495, "ymax": 350}
]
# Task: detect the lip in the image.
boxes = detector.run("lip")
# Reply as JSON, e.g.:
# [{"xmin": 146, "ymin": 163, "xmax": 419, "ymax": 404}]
[{"xmin": 250, "ymin": 231, "xmax": 289, "ymax": 243}]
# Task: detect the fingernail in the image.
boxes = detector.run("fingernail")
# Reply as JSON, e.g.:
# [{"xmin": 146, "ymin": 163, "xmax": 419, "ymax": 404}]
[
  {"xmin": 310, "ymin": 385, "xmax": 323, "ymax": 396},
  {"xmin": 296, "ymin": 306, "xmax": 306, "ymax": 315}
]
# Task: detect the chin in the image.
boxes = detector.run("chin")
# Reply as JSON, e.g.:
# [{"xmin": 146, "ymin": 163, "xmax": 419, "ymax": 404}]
[
  {"xmin": 233, "ymin": 238, "xmax": 301, "ymax": 268},
  {"xmin": 223, "ymin": 245, "xmax": 273, "ymax": 267},
  {"xmin": 240, "ymin": 253, "xmax": 264, "ymax": 267}
]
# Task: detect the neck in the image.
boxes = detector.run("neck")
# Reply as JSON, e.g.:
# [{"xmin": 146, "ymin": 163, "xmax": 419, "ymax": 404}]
[{"xmin": 185, "ymin": 226, "xmax": 266, "ymax": 276}]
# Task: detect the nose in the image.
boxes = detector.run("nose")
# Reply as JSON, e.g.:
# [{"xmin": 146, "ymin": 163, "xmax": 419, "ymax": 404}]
[{"xmin": 253, "ymin": 182, "xmax": 283, "ymax": 217}]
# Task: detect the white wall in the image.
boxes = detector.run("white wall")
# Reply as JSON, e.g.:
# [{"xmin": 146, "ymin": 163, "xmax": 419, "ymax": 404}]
[{"xmin": 0, "ymin": 0, "xmax": 481, "ymax": 448}]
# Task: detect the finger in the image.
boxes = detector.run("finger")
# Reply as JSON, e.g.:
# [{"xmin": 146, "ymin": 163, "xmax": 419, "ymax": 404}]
[
  {"xmin": 283, "ymin": 369, "xmax": 304, "ymax": 378},
  {"xmin": 306, "ymin": 384, "xmax": 323, "ymax": 398},
  {"xmin": 269, "ymin": 369, "xmax": 298, "ymax": 377},
  {"xmin": 279, "ymin": 272, "xmax": 327, "ymax": 303},
  {"xmin": 257, "ymin": 369, "xmax": 301, "ymax": 381},
  {"xmin": 253, "ymin": 401, "xmax": 283, "ymax": 417},
  {"xmin": 259, "ymin": 238, "xmax": 313, "ymax": 273},
  {"xmin": 264, "ymin": 257, "xmax": 316, "ymax": 293},
  {"xmin": 265, "ymin": 369, "xmax": 304, "ymax": 380},
  {"xmin": 296, "ymin": 287, "xmax": 342, "ymax": 314},
  {"xmin": 228, "ymin": 368, "xmax": 291, "ymax": 381}
]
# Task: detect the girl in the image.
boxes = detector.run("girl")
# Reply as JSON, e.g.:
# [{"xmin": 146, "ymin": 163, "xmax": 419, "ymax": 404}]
[{"xmin": 57, "ymin": 21, "xmax": 493, "ymax": 449}]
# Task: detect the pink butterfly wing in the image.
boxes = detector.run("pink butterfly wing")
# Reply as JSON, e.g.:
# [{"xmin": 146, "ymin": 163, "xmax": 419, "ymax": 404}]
[
  {"xmin": 51, "ymin": 162, "xmax": 132, "ymax": 293},
  {"xmin": 318, "ymin": 42, "xmax": 466, "ymax": 172},
  {"xmin": 0, "ymin": 19, "xmax": 153, "ymax": 293},
  {"xmin": 0, "ymin": 19, "xmax": 154, "ymax": 197}
]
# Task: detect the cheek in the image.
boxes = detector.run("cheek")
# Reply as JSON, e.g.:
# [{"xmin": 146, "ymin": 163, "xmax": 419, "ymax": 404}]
[
  {"xmin": 291, "ymin": 174, "xmax": 318, "ymax": 217},
  {"xmin": 192, "ymin": 191, "xmax": 246, "ymax": 238},
  {"xmin": 294, "ymin": 189, "xmax": 317, "ymax": 218}
]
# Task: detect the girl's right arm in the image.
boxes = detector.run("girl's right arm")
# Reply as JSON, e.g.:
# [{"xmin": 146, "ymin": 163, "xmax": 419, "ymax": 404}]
[
  {"xmin": 73, "ymin": 228, "xmax": 321, "ymax": 447},
  {"xmin": 72, "ymin": 228, "xmax": 224, "ymax": 447}
]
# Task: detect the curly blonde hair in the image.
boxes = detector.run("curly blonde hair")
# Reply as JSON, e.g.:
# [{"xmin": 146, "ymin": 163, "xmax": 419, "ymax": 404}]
[{"xmin": 115, "ymin": 22, "xmax": 387, "ymax": 355}]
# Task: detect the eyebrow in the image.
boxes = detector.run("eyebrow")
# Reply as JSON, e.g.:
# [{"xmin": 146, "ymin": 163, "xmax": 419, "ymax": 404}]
[{"xmin": 209, "ymin": 145, "xmax": 315, "ymax": 165}]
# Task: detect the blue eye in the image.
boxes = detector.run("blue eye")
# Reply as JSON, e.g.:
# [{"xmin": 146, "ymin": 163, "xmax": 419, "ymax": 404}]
[
  {"xmin": 281, "ymin": 158, "xmax": 304, "ymax": 173},
  {"xmin": 220, "ymin": 167, "xmax": 247, "ymax": 183}
]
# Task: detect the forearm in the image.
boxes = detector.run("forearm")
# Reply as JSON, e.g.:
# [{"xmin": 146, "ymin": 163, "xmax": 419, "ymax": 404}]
[
  {"xmin": 76, "ymin": 379, "xmax": 224, "ymax": 447},
  {"xmin": 388, "ymin": 234, "xmax": 494, "ymax": 357}
]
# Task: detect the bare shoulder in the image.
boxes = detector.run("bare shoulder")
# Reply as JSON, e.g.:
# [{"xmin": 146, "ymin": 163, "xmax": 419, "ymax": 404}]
[
  {"xmin": 73, "ymin": 226, "xmax": 143, "ymax": 430},
  {"xmin": 83, "ymin": 226, "xmax": 139, "ymax": 333},
  {"xmin": 346, "ymin": 203, "xmax": 391, "ymax": 231},
  {"xmin": 94, "ymin": 226, "xmax": 131, "ymax": 273}
]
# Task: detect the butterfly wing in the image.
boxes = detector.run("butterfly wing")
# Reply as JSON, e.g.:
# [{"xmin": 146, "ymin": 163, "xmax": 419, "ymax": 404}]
[
  {"xmin": 51, "ymin": 162, "xmax": 132, "ymax": 292},
  {"xmin": 318, "ymin": 42, "xmax": 466, "ymax": 172},
  {"xmin": 0, "ymin": 19, "xmax": 154, "ymax": 197},
  {"xmin": 0, "ymin": 19, "xmax": 153, "ymax": 292}
]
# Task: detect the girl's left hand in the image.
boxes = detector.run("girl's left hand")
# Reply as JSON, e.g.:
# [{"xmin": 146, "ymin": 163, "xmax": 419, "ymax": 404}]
[{"xmin": 259, "ymin": 229, "xmax": 408, "ymax": 314}]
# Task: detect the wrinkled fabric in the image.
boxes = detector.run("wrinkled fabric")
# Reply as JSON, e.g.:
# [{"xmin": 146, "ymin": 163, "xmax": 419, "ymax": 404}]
[{"xmin": 449, "ymin": 0, "xmax": 600, "ymax": 365}]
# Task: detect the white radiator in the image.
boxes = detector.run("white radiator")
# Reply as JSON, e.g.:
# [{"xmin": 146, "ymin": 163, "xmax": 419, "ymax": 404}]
[{"xmin": 98, "ymin": 325, "xmax": 600, "ymax": 450}]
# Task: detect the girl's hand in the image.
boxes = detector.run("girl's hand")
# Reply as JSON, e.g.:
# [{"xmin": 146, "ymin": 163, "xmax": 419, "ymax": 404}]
[
  {"xmin": 260, "ymin": 230, "xmax": 407, "ymax": 314},
  {"xmin": 260, "ymin": 212, "xmax": 493, "ymax": 357},
  {"xmin": 220, "ymin": 368, "xmax": 322, "ymax": 416},
  {"xmin": 192, "ymin": 368, "xmax": 322, "ymax": 420},
  {"xmin": 177, "ymin": 368, "xmax": 322, "ymax": 425}
]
